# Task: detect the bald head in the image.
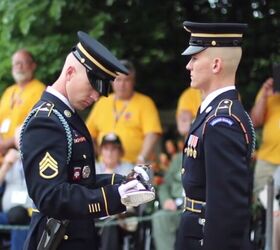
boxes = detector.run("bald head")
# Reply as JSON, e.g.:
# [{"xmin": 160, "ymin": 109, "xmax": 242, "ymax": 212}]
[
  {"xmin": 52, "ymin": 52, "xmax": 100, "ymax": 110},
  {"xmin": 60, "ymin": 53, "xmax": 85, "ymax": 76},
  {"xmin": 12, "ymin": 49, "xmax": 34, "ymax": 62},
  {"xmin": 53, "ymin": 52, "xmax": 86, "ymax": 93}
]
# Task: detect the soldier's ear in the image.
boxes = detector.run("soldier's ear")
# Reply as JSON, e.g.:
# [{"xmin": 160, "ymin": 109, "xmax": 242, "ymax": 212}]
[
  {"xmin": 65, "ymin": 66, "xmax": 76, "ymax": 82},
  {"xmin": 212, "ymin": 58, "xmax": 222, "ymax": 74}
]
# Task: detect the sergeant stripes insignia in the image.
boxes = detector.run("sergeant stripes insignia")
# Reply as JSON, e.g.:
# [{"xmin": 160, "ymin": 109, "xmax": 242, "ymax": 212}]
[{"xmin": 39, "ymin": 152, "xmax": 59, "ymax": 179}]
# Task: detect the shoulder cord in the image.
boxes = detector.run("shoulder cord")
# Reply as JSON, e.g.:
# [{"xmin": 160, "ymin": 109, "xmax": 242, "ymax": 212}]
[
  {"xmin": 20, "ymin": 107, "xmax": 73, "ymax": 164},
  {"xmin": 244, "ymin": 111, "xmax": 256, "ymax": 157}
]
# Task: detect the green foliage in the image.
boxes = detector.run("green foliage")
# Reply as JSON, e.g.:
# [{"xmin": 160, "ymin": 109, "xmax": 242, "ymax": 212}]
[
  {"xmin": 49, "ymin": 0, "xmax": 66, "ymax": 21},
  {"xmin": 0, "ymin": 0, "xmax": 279, "ymax": 110}
]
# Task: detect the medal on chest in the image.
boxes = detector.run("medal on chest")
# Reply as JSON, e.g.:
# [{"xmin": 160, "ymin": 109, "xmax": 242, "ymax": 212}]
[{"xmin": 186, "ymin": 134, "xmax": 199, "ymax": 159}]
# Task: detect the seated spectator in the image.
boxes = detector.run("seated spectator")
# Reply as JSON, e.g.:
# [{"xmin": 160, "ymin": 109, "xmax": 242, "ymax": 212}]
[
  {"xmin": 0, "ymin": 126, "xmax": 32, "ymax": 250},
  {"xmin": 95, "ymin": 133, "xmax": 133, "ymax": 176},
  {"xmin": 96, "ymin": 133, "xmax": 137, "ymax": 250}
]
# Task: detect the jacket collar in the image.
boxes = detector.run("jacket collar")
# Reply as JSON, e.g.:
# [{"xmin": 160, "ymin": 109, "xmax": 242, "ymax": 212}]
[
  {"xmin": 200, "ymin": 86, "xmax": 235, "ymax": 113},
  {"xmin": 40, "ymin": 91, "xmax": 92, "ymax": 143},
  {"xmin": 189, "ymin": 89, "xmax": 239, "ymax": 135}
]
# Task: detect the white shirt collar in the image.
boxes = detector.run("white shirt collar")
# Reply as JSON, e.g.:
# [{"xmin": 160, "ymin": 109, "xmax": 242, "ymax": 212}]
[
  {"xmin": 200, "ymin": 86, "xmax": 235, "ymax": 113},
  {"xmin": 46, "ymin": 86, "xmax": 75, "ymax": 112}
]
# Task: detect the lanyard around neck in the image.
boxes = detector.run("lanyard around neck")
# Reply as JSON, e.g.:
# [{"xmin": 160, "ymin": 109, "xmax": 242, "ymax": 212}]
[
  {"xmin": 113, "ymin": 98, "xmax": 129, "ymax": 125},
  {"xmin": 10, "ymin": 88, "xmax": 24, "ymax": 109}
]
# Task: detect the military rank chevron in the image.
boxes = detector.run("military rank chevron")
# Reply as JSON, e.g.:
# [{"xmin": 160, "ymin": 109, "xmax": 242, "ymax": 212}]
[{"xmin": 39, "ymin": 152, "xmax": 59, "ymax": 179}]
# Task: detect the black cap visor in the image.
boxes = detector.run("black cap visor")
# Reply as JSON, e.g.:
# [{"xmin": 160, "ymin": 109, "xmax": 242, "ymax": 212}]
[
  {"xmin": 73, "ymin": 49, "xmax": 111, "ymax": 96},
  {"xmin": 86, "ymin": 69, "xmax": 111, "ymax": 97},
  {"xmin": 182, "ymin": 46, "xmax": 206, "ymax": 56}
]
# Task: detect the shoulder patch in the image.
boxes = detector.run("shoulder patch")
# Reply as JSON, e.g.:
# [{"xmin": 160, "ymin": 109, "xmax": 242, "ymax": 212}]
[
  {"xmin": 209, "ymin": 116, "xmax": 234, "ymax": 126},
  {"xmin": 34, "ymin": 102, "xmax": 54, "ymax": 117},
  {"xmin": 214, "ymin": 99, "xmax": 233, "ymax": 116}
]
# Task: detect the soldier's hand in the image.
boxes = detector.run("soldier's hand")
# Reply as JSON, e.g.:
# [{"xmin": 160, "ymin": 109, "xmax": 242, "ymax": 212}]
[
  {"xmin": 118, "ymin": 179, "xmax": 155, "ymax": 207},
  {"xmin": 126, "ymin": 165, "xmax": 150, "ymax": 182}
]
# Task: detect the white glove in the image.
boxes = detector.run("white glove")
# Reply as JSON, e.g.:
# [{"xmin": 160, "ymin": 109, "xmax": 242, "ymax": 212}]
[
  {"xmin": 118, "ymin": 180, "xmax": 140, "ymax": 197},
  {"xmin": 133, "ymin": 165, "xmax": 150, "ymax": 182},
  {"xmin": 118, "ymin": 179, "xmax": 155, "ymax": 207}
]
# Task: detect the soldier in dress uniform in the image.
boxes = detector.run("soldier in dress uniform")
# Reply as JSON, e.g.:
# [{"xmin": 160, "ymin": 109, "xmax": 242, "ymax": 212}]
[
  {"xmin": 20, "ymin": 31, "xmax": 153, "ymax": 250},
  {"xmin": 176, "ymin": 21, "xmax": 255, "ymax": 250}
]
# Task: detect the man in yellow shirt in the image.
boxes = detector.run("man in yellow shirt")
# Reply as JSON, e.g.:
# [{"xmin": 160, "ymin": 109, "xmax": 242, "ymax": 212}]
[
  {"xmin": 251, "ymin": 77, "xmax": 280, "ymax": 194},
  {"xmin": 176, "ymin": 87, "xmax": 202, "ymax": 137},
  {"xmin": 86, "ymin": 60, "xmax": 162, "ymax": 163},
  {"xmin": 0, "ymin": 49, "xmax": 45, "ymax": 157}
]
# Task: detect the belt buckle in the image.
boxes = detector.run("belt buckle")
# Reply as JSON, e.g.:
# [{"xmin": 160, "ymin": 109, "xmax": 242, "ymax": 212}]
[{"xmin": 185, "ymin": 197, "xmax": 205, "ymax": 213}]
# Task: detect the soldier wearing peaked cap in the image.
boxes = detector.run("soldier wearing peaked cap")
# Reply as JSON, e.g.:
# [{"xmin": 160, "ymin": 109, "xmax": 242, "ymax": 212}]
[
  {"xmin": 20, "ymin": 31, "xmax": 154, "ymax": 250},
  {"xmin": 176, "ymin": 22, "xmax": 255, "ymax": 250}
]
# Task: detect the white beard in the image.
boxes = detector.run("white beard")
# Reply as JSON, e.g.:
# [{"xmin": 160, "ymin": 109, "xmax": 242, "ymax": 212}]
[{"xmin": 13, "ymin": 71, "xmax": 33, "ymax": 84}]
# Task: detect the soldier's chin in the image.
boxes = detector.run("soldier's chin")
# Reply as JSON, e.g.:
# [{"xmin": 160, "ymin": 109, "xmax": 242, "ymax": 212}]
[{"xmin": 76, "ymin": 101, "xmax": 88, "ymax": 111}]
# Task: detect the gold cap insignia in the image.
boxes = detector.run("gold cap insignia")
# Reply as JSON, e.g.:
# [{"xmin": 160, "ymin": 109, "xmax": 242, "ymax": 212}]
[{"xmin": 39, "ymin": 152, "xmax": 59, "ymax": 179}]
